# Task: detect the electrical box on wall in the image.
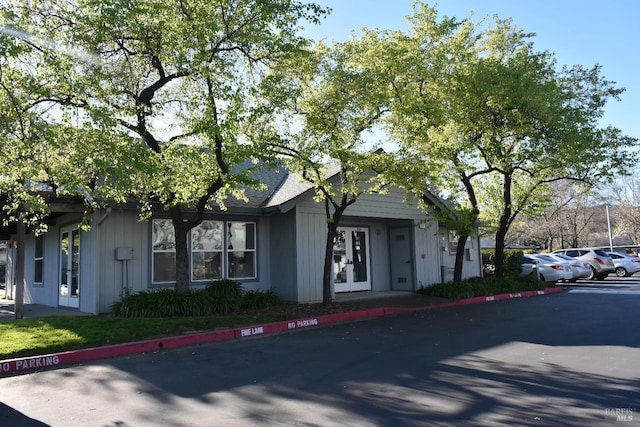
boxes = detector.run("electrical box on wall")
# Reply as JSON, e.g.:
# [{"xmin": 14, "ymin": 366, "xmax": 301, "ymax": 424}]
[{"xmin": 115, "ymin": 247, "xmax": 134, "ymax": 260}]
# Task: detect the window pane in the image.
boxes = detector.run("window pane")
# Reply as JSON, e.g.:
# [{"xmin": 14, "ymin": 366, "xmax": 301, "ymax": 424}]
[
  {"xmin": 228, "ymin": 222, "xmax": 246, "ymax": 250},
  {"xmin": 228, "ymin": 222, "xmax": 256, "ymax": 250},
  {"xmin": 35, "ymin": 236, "xmax": 43, "ymax": 257},
  {"xmin": 192, "ymin": 221, "xmax": 223, "ymax": 250},
  {"xmin": 192, "ymin": 252, "xmax": 222, "ymax": 281},
  {"xmin": 34, "ymin": 235, "xmax": 43, "ymax": 283},
  {"xmin": 245, "ymin": 223, "xmax": 255, "ymax": 249},
  {"xmin": 34, "ymin": 260, "xmax": 43, "ymax": 283},
  {"xmin": 153, "ymin": 219, "xmax": 175, "ymax": 251},
  {"xmin": 153, "ymin": 252, "xmax": 176, "ymax": 282},
  {"xmin": 228, "ymin": 251, "xmax": 255, "ymax": 279}
]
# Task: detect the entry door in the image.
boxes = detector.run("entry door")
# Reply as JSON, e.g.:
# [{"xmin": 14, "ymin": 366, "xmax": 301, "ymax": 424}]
[
  {"xmin": 333, "ymin": 227, "xmax": 371, "ymax": 293},
  {"xmin": 59, "ymin": 227, "xmax": 80, "ymax": 308},
  {"xmin": 389, "ymin": 227, "xmax": 414, "ymax": 291}
]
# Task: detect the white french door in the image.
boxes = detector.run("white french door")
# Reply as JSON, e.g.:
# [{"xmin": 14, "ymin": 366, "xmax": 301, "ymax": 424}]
[
  {"xmin": 59, "ymin": 227, "xmax": 80, "ymax": 308},
  {"xmin": 333, "ymin": 227, "xmax": 371, "ymax": 293}
]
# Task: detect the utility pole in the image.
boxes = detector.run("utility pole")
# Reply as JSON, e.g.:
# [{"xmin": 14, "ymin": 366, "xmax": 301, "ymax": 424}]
[{"xmin": 606, "ymin": 205, "xmax": 613, "ymax": 252}]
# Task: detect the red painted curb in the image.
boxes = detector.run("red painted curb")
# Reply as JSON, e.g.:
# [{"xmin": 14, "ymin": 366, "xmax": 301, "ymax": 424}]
[{"xmin": 0, "ymin": 287, "xmax": 562, "ymax": 377}]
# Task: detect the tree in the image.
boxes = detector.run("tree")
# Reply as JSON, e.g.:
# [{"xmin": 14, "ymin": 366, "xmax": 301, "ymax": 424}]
[
  {"xmin": 608, "ymin": 174, "xmax": 640, "ymax": 245},
  {"xmin": 0, "ymin": 33, "xmax": 104, "ymax": 316},
  {"xmin": 256, "ymin": 36, "xmax": 393, "ymax": 304},
  {"xmin": 387, "ymin": 2, "xmax": 638, "ymax": 278},
  {"xmin": 1, "ymin": 0, "xmax": 328, "ymax": 293}
]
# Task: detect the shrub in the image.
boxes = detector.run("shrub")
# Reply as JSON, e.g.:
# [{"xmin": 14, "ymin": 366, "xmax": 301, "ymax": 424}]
[
  {"xmin": 481, "ymin": 249, "xmax": 524, "ymax": 277},
  {"xmin": 206, "ymin": 279, "xmax": 243, "ymax": 314},
  {"xmin": 241, "ymin": 289, "xmax": 284, "ymax": 309},
  {"xmin": 111, "ymin": 288, "xmax": 213, "ymax": 318},
  {"xmin": 418, "ymin": 274, "xmax": 547, "ymax": 299}
]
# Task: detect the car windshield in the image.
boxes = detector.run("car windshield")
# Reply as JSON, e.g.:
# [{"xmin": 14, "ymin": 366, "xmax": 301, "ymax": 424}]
[{"xmin": 594, "ymin": 250, "xmax": 610, "ymax": 257}]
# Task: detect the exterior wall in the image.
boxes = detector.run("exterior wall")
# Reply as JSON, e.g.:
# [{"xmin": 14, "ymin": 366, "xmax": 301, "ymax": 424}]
[
  {"xmin": 9, "ymin": 180, "xmax": 483, "ymax": 311},
  {"xmin": 295, "ymin": 207, "xmax": 326, "ymax": 303},
  {"xmin": 96, "ymin": 208, "xmax": 149, "ymax": 313},
  {"xmin": 413, "ymin": 218, "xmax": 444, "ymax": 287},
  {"xmin": 14, "ymin": 213, "xmax": 96, "ymax": 311},
  {"xmin": 92, "ymin": 209, "xmax": 273, "ymax": 313},
  {"xmin": 292, "ymin": 185, "xmax": 444, "ymax": 302},
  {"xmin": 269, "ymin": 209, "xmax": 298, "ymax": 302},
  {"xmin": 436, "ymin": 226, "xmax": 483, "ymax": 283}
]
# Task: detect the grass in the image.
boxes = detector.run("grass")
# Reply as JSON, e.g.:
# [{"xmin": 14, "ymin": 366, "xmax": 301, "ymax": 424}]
[{"xmin": 0, "ymin": 313, "xmax": 293, "ymax": 360}]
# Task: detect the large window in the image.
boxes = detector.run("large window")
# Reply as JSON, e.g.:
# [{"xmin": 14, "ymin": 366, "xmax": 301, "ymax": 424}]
[
  {"xmin": 152, "ymin": 219, "xmax": 256, "ymax": 284},
  {"xmin": 34, "ymin": 235, "xmax": 43, "ymax": 284}
]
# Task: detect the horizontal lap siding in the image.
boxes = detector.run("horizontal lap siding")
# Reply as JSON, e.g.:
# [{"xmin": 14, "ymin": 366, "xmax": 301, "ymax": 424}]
[{"xmin": 343, "ymin": 189, "xmax": 424, "ymax": 220}]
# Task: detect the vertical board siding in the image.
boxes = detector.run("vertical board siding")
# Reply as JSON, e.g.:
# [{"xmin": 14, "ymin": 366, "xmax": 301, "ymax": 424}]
[
  {"xmin": 269, "ymin": 210, "xmax": 297, "ymax": 302},
  {"xmin": 97, "ymin": 209, "xmax": 148, "ymax": 313},
  {"xmin": 296, "ymin": 208, "xmax": 326, "ymax": 303},
  {"xmin": 413, "ymin": 219, "xmax": 443, "ymax": 287}
]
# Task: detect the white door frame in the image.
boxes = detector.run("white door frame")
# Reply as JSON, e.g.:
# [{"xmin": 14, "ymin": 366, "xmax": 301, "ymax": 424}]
[
  {"xmin": 333, "ymin": 227, "xmax": 372, "ymax": 293},
  {"xmin": 59, "ymin": 226, "xmax": 80, "ymax": 308}
]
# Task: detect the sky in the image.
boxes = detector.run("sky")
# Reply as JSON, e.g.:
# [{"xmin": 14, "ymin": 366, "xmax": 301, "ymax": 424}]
[{"xmin": 301, "ymin": 0, "xmax": 640, "ymax": 142}]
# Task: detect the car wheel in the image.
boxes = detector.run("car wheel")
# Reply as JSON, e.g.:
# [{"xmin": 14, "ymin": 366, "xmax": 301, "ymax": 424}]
[
  {"xmin": 587, "ymin": 267, "xmax": 596, "ymax": 280},
  {"xmin": 596, "ymin": 273, "xmax": 608, "ymax": 281},
  {"xmin": 615, "ymin": 267, "xmax": 627, "ymax": 277},
  {"xmin": 539, "ymin": 274, "xmax": 546, "ymax": 282}
]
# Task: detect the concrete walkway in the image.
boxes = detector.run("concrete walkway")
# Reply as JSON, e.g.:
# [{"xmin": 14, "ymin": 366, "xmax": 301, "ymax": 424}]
[{"xmin": 0, "ymin": 300, "xmax": 93, "ymax": 320}]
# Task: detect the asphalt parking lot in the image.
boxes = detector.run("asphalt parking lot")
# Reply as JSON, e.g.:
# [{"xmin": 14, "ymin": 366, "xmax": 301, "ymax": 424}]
[{"xmin": 1, "ymin": 283, "xmax": 639, "ymax": 427}]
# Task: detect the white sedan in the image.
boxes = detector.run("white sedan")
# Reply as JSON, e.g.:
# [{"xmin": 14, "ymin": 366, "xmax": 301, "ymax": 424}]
[{"xmin": 607, "ymin": 252, "xmax": 640, "ymax": 277}]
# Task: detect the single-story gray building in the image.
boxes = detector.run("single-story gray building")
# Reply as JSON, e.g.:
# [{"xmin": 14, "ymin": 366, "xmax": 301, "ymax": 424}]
[{"xmin": 1, "ymin": 166, "xmax": 482, "ymax": 314}]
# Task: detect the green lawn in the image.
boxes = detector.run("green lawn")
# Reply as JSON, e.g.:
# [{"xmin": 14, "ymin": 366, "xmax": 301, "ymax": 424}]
[{"xmin": 0, "ymin": 313, "xmax": 292, "ymax": 359}]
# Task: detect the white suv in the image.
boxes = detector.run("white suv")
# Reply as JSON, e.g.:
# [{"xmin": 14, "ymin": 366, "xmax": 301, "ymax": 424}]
[{"xmin": 552, "ymin": 248, "xmax": 615, "ymax": 280}]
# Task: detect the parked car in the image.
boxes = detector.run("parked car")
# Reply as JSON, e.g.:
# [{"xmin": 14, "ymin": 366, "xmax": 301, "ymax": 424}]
[
  {"xmin": 606, "ymin": 252, "xmax": 640, "ymax": 277},
  {"xmin": 523, "ymin": 254, "xmax": 573, "ymax": 283},
  {"xmin": 552, "ymin": 248, "xmax": 615, "ymax": 280},
  {"xmin": 547, "ymin": 253, "xmax": 592, "ymax": 281}
]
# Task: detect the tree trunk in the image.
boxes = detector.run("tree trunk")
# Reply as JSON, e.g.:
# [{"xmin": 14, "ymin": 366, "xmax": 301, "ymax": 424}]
[
  {"xmin": 170, "ymin": 206, "xmax": 191, "ymax": 294},
  {"xmin": 453, "ymin": 234, "xmax": 469, "ymax": 282},
  {"xmin": 322, "ymin": 200, "xmax": 348, "ymax": 306},
  {"xmin": 494, "ymin": 224, "xmax": 508, "ymax": 277},
  {"xmin": 322, "ymin": 222, "xmax": 339, "ymax": 305},
  {"xmin": 494, "ymin": 174, "xmax": 513, "ymax": 278}
]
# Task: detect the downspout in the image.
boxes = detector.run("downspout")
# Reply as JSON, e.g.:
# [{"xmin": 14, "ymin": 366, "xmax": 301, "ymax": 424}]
[{"xmin": 98, "ymin": 206, "xmax": 112, "ymax": 226}]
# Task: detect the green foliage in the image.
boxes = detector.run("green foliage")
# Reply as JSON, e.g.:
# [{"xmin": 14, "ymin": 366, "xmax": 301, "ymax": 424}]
[
  {"xmin": 111, "ymin": 282, "xmax": 285, "ymax": 318},
  {"xmin": 241, "ymin": 289, "xmax": 284, "ymax": 309},
  {"xmin": 482, "ymin": 249, "xmax": 524, "ymax": 277},
  {"xmin": 205, "ymin": 279, "xmax": 244, "ymax": 314},
  {"xmin": 417, "ymin": 274, "xmax": 546, "ymax": 299},
  {"xmin": 0, "ymin": 0, "xmax": 330, "ymax": 293},
  {"xmin": 111, "ymin": 288, "xmax": 213, "ymax": 318}
]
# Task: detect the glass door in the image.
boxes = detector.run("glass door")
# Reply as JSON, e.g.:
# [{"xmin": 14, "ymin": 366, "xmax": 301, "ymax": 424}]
[
  {"xmin": 59, "ymin": 227, "xmax": 80, "ymax": 308},
  {"xmin": 333, "ymin": 227, "xmax": 371, "ymax": 293}
]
